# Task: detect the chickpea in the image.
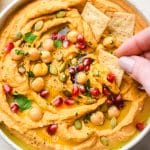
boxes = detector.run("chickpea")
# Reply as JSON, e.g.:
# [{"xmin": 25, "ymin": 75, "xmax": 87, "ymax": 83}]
[
  {"xmin": 11, "ymin": 48, "xmax": 24, "ymax": 61},
  {"xmin": 41, "ymin": 50, "xmax": 52, "ymax": 63},
  {"xmin": 28, "ymin": 48, "xmax": 40, "ymax": 61},
  {"xmin": 42, "ymin": 38, "xmax": 54, "ymax": 51},
  {"xmin": 29, "ymin": 107, "xmax": 43, "ymax": 121},
  {"xmin": 108, "ymin": 105, "xmax": 120, "ymax": 118},
  {"xmin": 103, "ymin": 36, "xmax": 116, "ymax": 49},
  {"xmin": 67, "ymin": 30, "xmax": 78, "ymax": 43},
  {"xmin": 90, "ymin": 111, "xmax": 105, "ymax": 126},
  {"xmin": 31, "ymin": 77, "xmax": 44, "ymax": 92},
  {"xmin": 76, "ymin": 72, "xmax": 88, "ymax": 84},
  {"xmin": 32, "ymin": 63, "xmax": 48, "ymax": 77}
]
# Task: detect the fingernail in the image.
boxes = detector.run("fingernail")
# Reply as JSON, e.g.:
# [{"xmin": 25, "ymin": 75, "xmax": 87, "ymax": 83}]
[{"xmin": 119, "ymin": 57, "xmax": 135, "ymax": 73}]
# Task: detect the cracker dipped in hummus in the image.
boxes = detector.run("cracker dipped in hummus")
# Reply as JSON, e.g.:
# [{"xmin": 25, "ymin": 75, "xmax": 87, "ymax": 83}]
[{"xmin": 0, "ymin": 0, "xmax": 149, "ymax": 149}]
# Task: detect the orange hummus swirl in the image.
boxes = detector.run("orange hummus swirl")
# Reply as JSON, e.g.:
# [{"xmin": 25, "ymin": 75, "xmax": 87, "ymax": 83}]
[{"xmin": 0, "ymin": 0, "xmax": 148, "ymax": 150}]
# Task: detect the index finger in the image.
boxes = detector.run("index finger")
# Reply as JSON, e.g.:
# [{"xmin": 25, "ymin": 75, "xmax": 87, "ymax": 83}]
[{"xmin": 115, "ymin": 27, "xmax": 150, "ymax": 57}]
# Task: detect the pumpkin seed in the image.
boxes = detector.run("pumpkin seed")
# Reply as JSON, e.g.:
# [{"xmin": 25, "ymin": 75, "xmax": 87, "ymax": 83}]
[
  {"xmin": 100, "ymin": 136, "xmax": 109, "ymax": 146},
  {"xmin": 74, "ymin": 120, "xmax": 82, "ymax": 130},
  {"xmin": 18, "ymin": 65, "xmax": 26, "ymax": 74},
  {"xmin": 59, "ymin": 73, "xmax": 67, "ymax": 83},
  {"xmin": 34, "ymin": 20, "xmax": 44, "ymax": 31},
  {"xmin": 49, "ymin": 64, "xmax": 58, "ymax": 75},
  {"xmin": 59, "ymin": 62, "xmax": 66, "ymax": 72},
  {"xmin": 14, "ymin": 32, "xmax": 22, "ymax": 41},
  {"xmin": 110, "ymin": 117, "xmax": 117, "ymax": 128},
  {"xmin": 63, "ymin": 90, "xmax": 72, "ymax": 97},
  {"xmin": 56, "ymin": 11, "xmax": 66, "ymax": 18}
]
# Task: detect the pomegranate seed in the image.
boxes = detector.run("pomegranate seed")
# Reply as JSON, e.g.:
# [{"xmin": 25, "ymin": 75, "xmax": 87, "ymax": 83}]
[
  {"xmin": 107, "ymin": 73, "xmax": 116, "ymax": 83},
  {"xmin": 60, "ymin": 34, "xmax": 66, "ymax": 41},
  {"xmin": 10, "ymin": 103, "xmax": 19, "ymax": 113},
  {"xmin": 52, "ymin": 97, "xmax": 63, "ymax": 107},
  {"xmin": 64, "ymin": 98, "xmax": 75, "ymax": 105},
  {"xmin": 69, "ymin": 67, "xmax": 76, "ymax": 74},
  {"xmin": 106, "ymin": 99, "xmax": 113, "ymax": 106},
  {"xmin": 51, "ymin": 33, "xmax": 58, "ymax": 40},
  {"xmin": 3, "ymin": 84, "xmax": 12, "ymax": 94},
  {"xmin": 40, "ymin": 90, "xmax": 49, "ymax": 98},
  {"xmin": 71, "ymin": 75, "xmax": 76, "ymax": 83},
  {"xmin": 5, "ymin": 42, "xmax": 14, "ymax": 53},
  {"xmin": 116, "ymin": 94, "xmax": 122, "ymax": 102},
  {"xmin": 78, "ymin": 85, "xmax": 86, "ymax": 94},
  {"xmin": 76, "ymin": 42, "xmax": 86, "ymax": 50},
  {"xmin": 90, "ymin": 88, "xmax": 100, "ymax": 97},
  {"xmin": 102, "ymin": 85, "xmax": 110, "ymax": 96},
  {"xmin": 77, "ymin": 63, "xmax": 84, "ymax": 72},
  {"xmin": 84, "ymin": 65, "xmax": 90, "ymax": 72},
  {"xmin": 116, "ymin": 101, "xmax": 124, "ymax": 109},
  {"xmin": 136, "ymin": 122, "xmax": 145, "ymax": 131},
  {"xmin": 77, "ymin": 34, "xmax": 85, "ymax": 43},
  {"xmin": 47, "ymin": 124, "xmax": 58, "ymax": 135},
  {"xmin": 63, "ymin": 40, "xmax": 71, "ymax": 48},
  {"xmin": 72, "ymin": 85, "xmax": 79, "ymax": 96},
  {"xmin": 83, "ymin": 58, "xmax": 91, "ymax": 66}
]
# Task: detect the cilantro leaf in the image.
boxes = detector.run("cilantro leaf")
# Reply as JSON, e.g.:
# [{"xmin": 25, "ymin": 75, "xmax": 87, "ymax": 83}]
[
  {"xmin": 54, "ymin": 40, "xmax": 62, "ymax": 48},
  {"xmin": 27, "ymin": 71, "xmax": 35, "ymax": 78},
  {"xmin": 23, "ymin": 32, "xmax": 37, "ymax": 44},
  {"xmin": 14, "ymin": 94, "xmax": 32, "ymax": 111}
]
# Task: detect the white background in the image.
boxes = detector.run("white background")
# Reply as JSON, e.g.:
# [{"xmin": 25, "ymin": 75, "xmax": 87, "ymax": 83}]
[{"xmin": 0, "ymin": 0, "xmax": 150, "ymax": 149}]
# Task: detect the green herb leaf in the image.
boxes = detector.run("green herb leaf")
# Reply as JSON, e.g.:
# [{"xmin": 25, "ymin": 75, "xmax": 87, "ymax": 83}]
[
  {"xmin": 27, "ymin": 71, "xmax": 35, "ymax": 78},
  {"xmin": 15, "ymin": 49, "xmax": 24, "ymax": 55},
  {"xmin": 14, "ymin": 94, "xmax": 32, "ymax": 111},
  {"xmin": 23, "ymin": 32, "xmax": 37, "ymax": 44},
  {"xmin": 54, "ymin": 40, "xmax": 62, "ymax": 48}
]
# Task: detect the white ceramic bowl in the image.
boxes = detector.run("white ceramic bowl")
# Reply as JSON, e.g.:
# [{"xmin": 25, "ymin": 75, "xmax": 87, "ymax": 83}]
[{"xmin": 0, "ymin": 0, "xmax": 150, "ymax": 150}]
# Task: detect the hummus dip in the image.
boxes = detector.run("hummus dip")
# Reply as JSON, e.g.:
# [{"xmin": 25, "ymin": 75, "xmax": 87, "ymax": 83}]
[{"xmin": 0, "ymin": 0, "xmax": 149, "ymax": 150}]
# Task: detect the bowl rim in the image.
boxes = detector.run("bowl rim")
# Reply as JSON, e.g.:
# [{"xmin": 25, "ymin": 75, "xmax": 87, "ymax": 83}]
[{"xmin": 0, "ymin": 0, "xmax": 150, "ymax": 150}]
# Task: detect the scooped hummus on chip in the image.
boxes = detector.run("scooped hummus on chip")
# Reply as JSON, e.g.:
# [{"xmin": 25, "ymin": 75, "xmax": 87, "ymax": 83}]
[{"xmin": 0, "ymin": 0, "xmax": 149, "ymax": 150}]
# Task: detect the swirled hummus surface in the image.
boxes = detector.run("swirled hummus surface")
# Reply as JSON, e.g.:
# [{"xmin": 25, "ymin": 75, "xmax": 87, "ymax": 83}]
[{"xmin": 0, "ymin": 0, "xmax": 149, "ymax": 150}]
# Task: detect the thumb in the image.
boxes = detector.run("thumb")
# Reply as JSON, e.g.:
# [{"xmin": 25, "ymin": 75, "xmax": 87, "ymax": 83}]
[{"xmin": 119, "ymin": 56, "xmax": 150, "ymax": 95}]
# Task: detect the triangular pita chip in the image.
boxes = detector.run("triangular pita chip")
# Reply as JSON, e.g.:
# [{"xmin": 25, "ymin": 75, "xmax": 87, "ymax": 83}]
[
  {"xmin": 98, "ymin": 46, "xmax": 124, "ymax": 87},
  {"xmin": 81, "ymin": 2, "xmax": 110, "ymax": 41},
  {"xmin": 108, "ymin": 12, "xmax": 135, "ymax": 43}
]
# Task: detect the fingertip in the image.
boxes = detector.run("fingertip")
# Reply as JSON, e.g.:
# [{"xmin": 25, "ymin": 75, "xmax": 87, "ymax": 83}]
[{"xmin": 114, "ymin": 49, "xmax": 122, "ymax": 57}]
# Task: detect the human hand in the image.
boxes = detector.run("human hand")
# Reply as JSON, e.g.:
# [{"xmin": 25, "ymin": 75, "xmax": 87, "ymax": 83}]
[{"xmin": 115, "ymin": 27, "xmax": 150, "ymax": 95}]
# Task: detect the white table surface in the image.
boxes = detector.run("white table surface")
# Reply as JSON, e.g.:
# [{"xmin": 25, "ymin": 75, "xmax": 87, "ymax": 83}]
[{"xmin": 0, "ymin": 0, "xmax": 150, "ymax": 150}]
